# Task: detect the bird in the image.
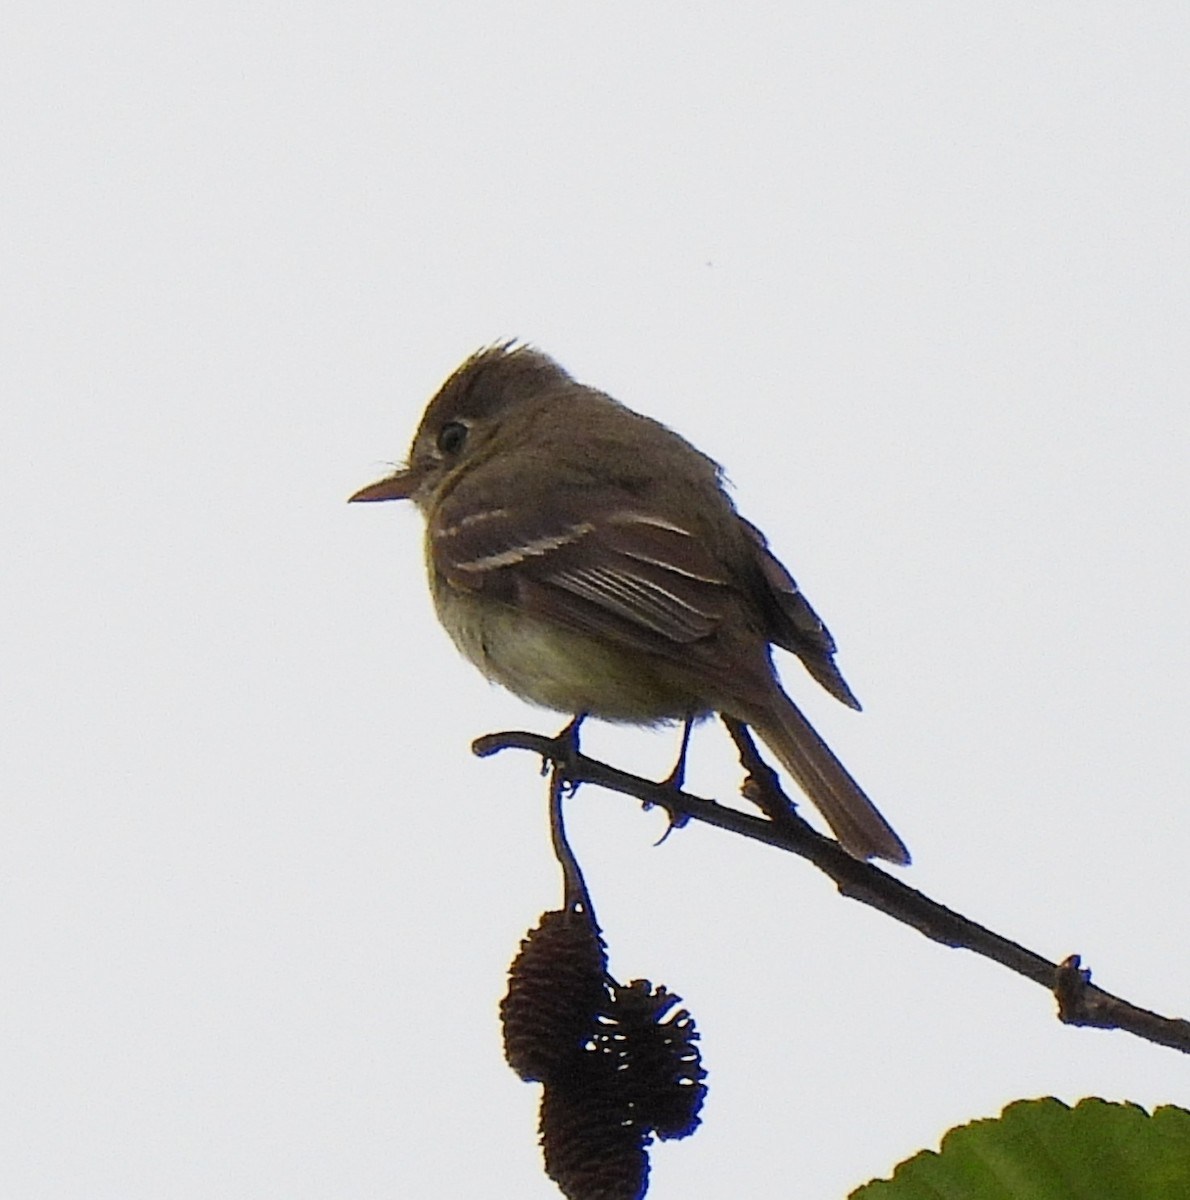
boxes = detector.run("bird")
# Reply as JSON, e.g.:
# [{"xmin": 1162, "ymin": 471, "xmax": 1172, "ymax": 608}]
[{"xmin": 350, "ymin": 344, "xmax": 909, "ymax": 865}]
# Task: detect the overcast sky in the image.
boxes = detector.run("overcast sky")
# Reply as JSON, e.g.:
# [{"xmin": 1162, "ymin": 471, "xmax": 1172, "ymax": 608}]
[{"xmin": 4, "ymin": 4, "xmax": 1189, "ymax": 1198}]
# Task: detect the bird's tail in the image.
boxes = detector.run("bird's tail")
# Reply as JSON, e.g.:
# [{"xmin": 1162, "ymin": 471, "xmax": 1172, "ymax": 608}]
[{"xmin": 748, "ymin": 688, "xmax": 910, "ymax": 865}]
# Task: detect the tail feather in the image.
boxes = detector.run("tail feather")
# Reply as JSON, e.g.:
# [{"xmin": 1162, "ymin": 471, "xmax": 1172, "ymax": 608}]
[{"xmin": 748, "ymin": 690, "xmax": 910, "ymax": 866}]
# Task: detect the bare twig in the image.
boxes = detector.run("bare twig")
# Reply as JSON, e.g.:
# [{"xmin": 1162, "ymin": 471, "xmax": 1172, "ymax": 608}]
[
  {"xmin": 472, "ymin": 724, "xmax": 1190, "ymax": 1056},
  {"xmin": 547, "ymin": 762, "xmax": 596, "ymax": 916}
]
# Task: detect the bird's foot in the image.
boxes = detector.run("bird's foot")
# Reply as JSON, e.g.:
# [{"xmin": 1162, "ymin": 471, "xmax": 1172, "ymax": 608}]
[
  {"xmin": 542, "ymin": 713, "xmax": 587, "ymax": 794},
  {"xmin": 645, "ymin": 715, "xmax": 696, "ymax": 840}
]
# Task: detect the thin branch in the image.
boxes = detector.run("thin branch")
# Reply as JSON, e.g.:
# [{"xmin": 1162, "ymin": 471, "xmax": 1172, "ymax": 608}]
[
  {"xmin": 547, "ymin": 762, "xmax": 596, "ymax": 917},
  {"xmin": 472, "ymin": 725, "xmax": 1190, "ymax": 1056}
]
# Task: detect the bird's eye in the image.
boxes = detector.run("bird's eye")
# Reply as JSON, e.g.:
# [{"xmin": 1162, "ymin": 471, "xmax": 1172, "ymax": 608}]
[{"xmin": 436, "ymin": 421, "xmax": 469, "ymax": 455}]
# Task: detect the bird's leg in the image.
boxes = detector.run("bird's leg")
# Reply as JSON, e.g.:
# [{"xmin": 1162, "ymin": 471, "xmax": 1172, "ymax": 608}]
[
  {"xmin": 660, "ymin": 712, "xmax": 696, "ymax": 792},
  {"xmin": 544, "ymin": 712, "xmax": 587, "ymax": 792},
  {"xmin": 649, "ymin": 713, "xmax": 696, "ymax": 841}
]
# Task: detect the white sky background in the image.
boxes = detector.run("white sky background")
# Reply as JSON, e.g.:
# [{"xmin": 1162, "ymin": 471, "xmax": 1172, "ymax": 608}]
[{"xmin": 3, "ymin": 3, "xmax": 1189, "ymax": 1197}]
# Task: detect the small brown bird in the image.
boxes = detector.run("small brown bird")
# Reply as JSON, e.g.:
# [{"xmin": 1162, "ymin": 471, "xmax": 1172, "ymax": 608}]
[{"xmin": 351, "ymin": 344, "xmax": 909, "ymax": 865}]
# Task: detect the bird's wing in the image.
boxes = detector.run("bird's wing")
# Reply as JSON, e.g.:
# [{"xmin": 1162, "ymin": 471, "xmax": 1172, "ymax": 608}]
[
  {"xmin": 429, "ymin": 493, "xmax": 735, "ymax": 660},
  {"xmin": 737, "ymin": 516, "xmax": 861, "ymax": 710}
]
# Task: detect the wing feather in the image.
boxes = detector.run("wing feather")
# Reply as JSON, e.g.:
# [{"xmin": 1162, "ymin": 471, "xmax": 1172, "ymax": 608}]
[
  {"xmin": 738, "ymin": 516, "xmax": 861, "ymax": 709},
  {"xmin": 430, "ymin": 499, "xmax": 731, "ymax": 656},
  {"xmin": 429, "ymin": 491, "xmax": 860, "ymax": 708}
]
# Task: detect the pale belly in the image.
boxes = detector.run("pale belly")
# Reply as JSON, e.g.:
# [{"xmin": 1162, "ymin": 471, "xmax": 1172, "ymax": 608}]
[{"xmin": 432, "ymin": 582, "xmax": 705, "ymax": 723}]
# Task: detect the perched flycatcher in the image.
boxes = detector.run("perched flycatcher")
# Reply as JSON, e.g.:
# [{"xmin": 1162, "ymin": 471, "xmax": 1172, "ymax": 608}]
[{"xmin": 350, "ymin": 344, "xmax": 909, "ymax": 865}]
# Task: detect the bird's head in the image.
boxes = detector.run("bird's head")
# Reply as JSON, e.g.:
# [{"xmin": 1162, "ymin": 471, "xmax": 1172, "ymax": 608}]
[{"xmin": 348, "ymin": 342, "xmax": 568, "ymax": 510}]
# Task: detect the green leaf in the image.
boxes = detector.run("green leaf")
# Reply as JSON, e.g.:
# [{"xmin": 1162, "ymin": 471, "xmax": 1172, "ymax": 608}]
[{"xmin": 851, "ymin": 1098, "xmax": 1190, "ymax": 1200}]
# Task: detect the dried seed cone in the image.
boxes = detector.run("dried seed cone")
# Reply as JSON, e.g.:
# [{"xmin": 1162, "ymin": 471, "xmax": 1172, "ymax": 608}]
[
  {"xmin": 502, "ymin": 908, "xmax": 608, "ymax": 1083},
  {"xmin": 540, "ymin": 1056, "xmax": 650, "ymax": 1200},
  {"xmin": 607, "ymin": 981, "xmax": 706, "ymax": 1141}
]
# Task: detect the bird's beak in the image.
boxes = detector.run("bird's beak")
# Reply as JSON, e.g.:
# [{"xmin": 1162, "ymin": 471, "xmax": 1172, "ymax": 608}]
[{"xmin": 347, "ymin": 468, "xmax": 418, "ymax": 503}]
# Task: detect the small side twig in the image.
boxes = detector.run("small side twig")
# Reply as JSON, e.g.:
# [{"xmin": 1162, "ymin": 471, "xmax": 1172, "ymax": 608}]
[
  {"xmin": 547, "ymin": 762, "xmax": 595, "ymax": 917},
  {"xmin": 472, "ymin": 726, "xmax": 1190, "ymax": 1056}
]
